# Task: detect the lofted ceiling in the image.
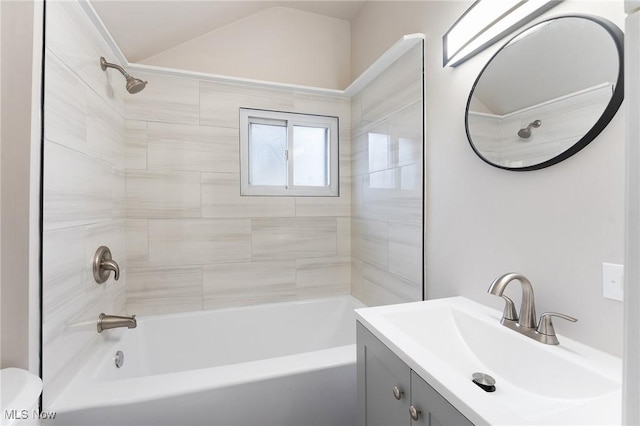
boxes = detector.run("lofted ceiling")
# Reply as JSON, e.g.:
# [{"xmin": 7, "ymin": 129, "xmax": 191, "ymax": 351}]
[{"xmin": 90, "ymin": 0, "xmax": 366, "ymax": 63}]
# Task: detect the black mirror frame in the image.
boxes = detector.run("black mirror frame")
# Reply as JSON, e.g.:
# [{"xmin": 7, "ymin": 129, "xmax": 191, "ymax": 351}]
[{"xmin": 465, "ymin": 14, "xmax": 624, "ymax": 172}]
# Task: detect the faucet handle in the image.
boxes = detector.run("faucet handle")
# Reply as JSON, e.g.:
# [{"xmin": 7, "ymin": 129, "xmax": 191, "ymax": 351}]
[
  {"xmin": 500, "ymin": 295, "xmax": 519, "ymax": 321},
  {"xmin": 536, "ymin": 312, "xmax": 577, "ymax": 336},
  {"xmin": 93, "ymin": 246, "xmax": 120, "ymax": 284}
]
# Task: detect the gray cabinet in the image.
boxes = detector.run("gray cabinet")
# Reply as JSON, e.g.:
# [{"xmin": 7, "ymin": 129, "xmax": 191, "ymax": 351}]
[{"xmin": 357, "ymin": 323, "xmax": 474, "ymax": 426}]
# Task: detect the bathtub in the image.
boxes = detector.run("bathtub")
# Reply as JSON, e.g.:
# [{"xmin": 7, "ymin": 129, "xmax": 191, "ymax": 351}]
[{"xmin": 49, "ymin": 296, "xmax": 363, "ymax": 426}]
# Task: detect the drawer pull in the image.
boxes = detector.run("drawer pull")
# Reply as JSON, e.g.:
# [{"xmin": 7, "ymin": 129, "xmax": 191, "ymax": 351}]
[
  {"xmin": 392, "ymin": 386, "xmax": 404, "ymax": 400},
  {"xmin": 409, "ymin": 405, "xmax": 421, "ymax": 421}
]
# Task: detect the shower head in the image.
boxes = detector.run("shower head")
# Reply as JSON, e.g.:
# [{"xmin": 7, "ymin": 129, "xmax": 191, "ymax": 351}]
[
  {"xmin": 517, "ymin": 119, "xmax": 542, "ymax": 139},
  {"xmin": 517, "ymin": 127, "xmax": 532, "ymax": 138},
  {"xmin": 100, "ymin": 57, "xmax": 147, "ymax": 94},
  {"xmin": 125, "ymin": 76, "xmax": 147, "ymax": 94}
]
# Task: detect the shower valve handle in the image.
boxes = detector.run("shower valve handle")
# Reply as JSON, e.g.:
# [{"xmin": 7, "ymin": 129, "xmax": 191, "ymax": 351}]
[{"xmin": 93, "ymin": 246, "xmax": 120, "ymax": 284}]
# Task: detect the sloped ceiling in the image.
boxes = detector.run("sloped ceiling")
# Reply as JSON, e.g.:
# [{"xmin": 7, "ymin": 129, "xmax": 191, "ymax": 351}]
[{"xmin": 90, "ymin": 1, "xmax": 366, "ymax": 62}]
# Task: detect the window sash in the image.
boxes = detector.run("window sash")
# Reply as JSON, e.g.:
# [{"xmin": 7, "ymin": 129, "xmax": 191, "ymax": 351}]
[{"xmin": 240, "ymin": 108, "xmax": 339, "ymax": 197}]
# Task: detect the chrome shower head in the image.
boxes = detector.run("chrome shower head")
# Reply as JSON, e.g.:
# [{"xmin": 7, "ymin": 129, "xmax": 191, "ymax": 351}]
[
  {"xmin": 100, "ymin": 57, "xmax": 147, "ymax": 94},
  {"xmin": 517, "ymin": 119, "xmax": 542, "ymax": 139}
]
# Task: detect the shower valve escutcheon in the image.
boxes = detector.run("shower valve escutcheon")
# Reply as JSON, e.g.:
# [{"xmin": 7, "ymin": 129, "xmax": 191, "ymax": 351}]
[{"xmin": 93, "ymin": 246, "xmax": 120, "ymax": 284}]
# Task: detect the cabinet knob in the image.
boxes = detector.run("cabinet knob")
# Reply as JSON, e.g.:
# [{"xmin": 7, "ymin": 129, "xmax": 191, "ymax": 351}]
[
  {"xmin": 392, "ymin": 386, "xmax": 404, "ymax": 400},
  {"xmin": 409, "ymin": 405, "xmax": 421, "ymax": 421}
]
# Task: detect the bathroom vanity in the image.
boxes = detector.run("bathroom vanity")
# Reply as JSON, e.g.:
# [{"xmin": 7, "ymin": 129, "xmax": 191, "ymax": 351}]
[
  {"xmin": 357, "ymin": 323, "xmax": 473, "ymax": 425},
  {"xmin": 355, "ymin": 298, "xmax": 622, "ymax": 425}
]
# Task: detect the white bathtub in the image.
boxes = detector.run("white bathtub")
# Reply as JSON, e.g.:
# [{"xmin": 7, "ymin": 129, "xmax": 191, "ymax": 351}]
[{"xmin": 49, "ymin": 296, "xmax": 363, "ymax": 426}]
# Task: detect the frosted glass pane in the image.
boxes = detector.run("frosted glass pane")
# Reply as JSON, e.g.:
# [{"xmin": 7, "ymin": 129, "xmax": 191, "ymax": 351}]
[
  {"xmin": 249, "ymin": 123, "xmax": 287, "ymax": 186},
  {"xmin": 293, "ymin": 126, "xmax": 328, "ymax": 187}
]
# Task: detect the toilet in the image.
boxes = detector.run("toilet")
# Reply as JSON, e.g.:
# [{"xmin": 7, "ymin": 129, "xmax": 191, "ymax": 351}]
[{"xmin": 0, "ymin": 368, "xmax": 42, "ymax": 426}]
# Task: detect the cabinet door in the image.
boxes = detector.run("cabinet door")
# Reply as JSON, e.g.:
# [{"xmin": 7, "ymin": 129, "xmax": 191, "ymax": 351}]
[
  {"xmin": 357, "ymin": 323, "xmax": 411, "ymax": 426},
  {"xmin": 410, "ymin": 371, "xmax": 474, "ymax": 426}
]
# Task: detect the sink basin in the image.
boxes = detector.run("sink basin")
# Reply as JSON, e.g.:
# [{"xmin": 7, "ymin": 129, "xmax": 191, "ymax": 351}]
[{"xmin": 355, "ymin": 297, "xmax": 622, "ymax": 425}]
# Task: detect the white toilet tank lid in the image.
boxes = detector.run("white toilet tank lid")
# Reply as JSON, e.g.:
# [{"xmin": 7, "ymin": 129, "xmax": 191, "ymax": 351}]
[{"xmin": 0, "ymin": 368, "xmax": 42, "ymax": 411}]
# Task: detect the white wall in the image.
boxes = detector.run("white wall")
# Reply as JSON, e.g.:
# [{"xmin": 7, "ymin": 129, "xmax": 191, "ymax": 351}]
[
  {"xmin": 141, "ymin": 7, "xmax": 351, "ymax": 90},
  {"xmin": 352, "ymin": 0, "xmax": 626, "ymax": 356},
  {"xmin": 0, "ymin": 0, "xmax": 36, "ymax": 371}
]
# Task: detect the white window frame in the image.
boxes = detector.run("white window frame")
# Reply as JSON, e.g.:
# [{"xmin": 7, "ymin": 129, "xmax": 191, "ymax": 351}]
[{"xmin": 239, "ymin": 108, "xmax": 339, "ymax": 197}]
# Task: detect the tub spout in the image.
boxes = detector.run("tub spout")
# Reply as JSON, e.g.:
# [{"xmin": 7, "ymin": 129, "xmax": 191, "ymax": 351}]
[{"xmin": 97, "ymin": 313, "xmax": 137, "ymax": 333}]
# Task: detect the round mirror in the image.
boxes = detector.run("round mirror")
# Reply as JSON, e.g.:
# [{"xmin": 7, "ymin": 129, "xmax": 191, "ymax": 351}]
[{"xmin": 465, "ymin": 15, "xmax": 624, "ymax": 171}]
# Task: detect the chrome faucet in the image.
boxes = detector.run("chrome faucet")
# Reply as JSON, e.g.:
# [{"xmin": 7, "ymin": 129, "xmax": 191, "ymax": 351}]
[
  {"xmin": 97, "ymin": 313, "xmax": 137, "ymax": 333},
  {"xmin": 488, "ymin": 272, "xmax": 577, "ymax": 345}
]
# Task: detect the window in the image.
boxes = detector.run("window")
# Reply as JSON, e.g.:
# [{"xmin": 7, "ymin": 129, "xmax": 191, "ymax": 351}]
[{"xmin": 240, "ymin": 108, "xmax": 339, "ymax": 196}]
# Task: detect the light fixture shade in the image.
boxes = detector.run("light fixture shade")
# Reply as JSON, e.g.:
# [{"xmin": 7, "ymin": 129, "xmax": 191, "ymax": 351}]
[{"xmin": 443, "ymin": 0, "xmax": 562, "ymax": 67}]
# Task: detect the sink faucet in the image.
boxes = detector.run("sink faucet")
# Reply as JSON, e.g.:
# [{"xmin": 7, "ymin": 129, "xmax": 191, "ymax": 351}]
[
  {"xmin": 488, "ymin": 272, "xmax": 537, "ymax": 329},
  {"xmin": 97, "ymin": 313, "xmax": 137, "ymax": 333},
  {"xmin": 488, "ymin": 272, "xmax": 576, "ymax": 345}
]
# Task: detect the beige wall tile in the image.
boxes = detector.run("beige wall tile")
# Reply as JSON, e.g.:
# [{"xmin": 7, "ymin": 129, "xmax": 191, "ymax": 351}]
[
  {"xmin": 42, "ymin": 220, "xmax": 126, "ymax": 405},
  {"xmin": 294, "ymin": 177, "xmax": 351, "ymax": 217},
  {"xmin": 200, "ymin": 81, "xmax": 295, "ymax": 128},
  {"xmin": 337, "ymin": 217, "xmax": 351, "ymax": 256},
  {"xmin": 43, "ymin": 226, "xmax": 86, "ymax": 336},
  {"xmin": 46, "ymin": 2, "xmax": 126, "ymax": 116},
  {"xmin": 359, "ymin": 46, "xmax": 422, "ymax": 126},
  {"xmin": 126, "ymin": 71, "xmax": 200, "ymax": 124},
  {"xmin": 148, "ymin": 219, "xmax": 252, "ymax": 266},
  {"xmin": 351, "ymin": 257, "xmax": 364, "ymax": 302},
  {"xmin": 352, "ymin": 218, "xmax": 388, "ymax": 268},
  {"xmin": 126, "ymin": 170, "xmax": 201, "ymax": 218},
  {"xmin": 202, "ymin": 172, "xmax": 295, "ymax": 218},
  {"xmin": 296, "ymin": 256, "xmax": 350, "ymax": 299},
  {"xmin": 388, "ymin": 221, "xmax": 423, "ymax": 285},
  {"xmin": 125, "ymin": 120, "xmax": 147, "ymax": 170},
  {"xmin": 251, "ymin": 217, "xmax": 337, "ymax": 261},
  {"xmin": 42, "ymin": 3, "xmax": 129, "ymax": 396},
  {"xmin": 362, "ymin": 262, "xmax": 421, "ymax": 306},
  {"xmin": 203, "ymin": 260, "xmax": 296, "ymax": 309},
  {"xmin": 44, "ymin": 51, "xmax": 89, "ymax": 152},
  {"xmin": 293, "ymin": 92, "xmax": 351, "ymax": 120},
  {"xmin": 362, "ymin": 169, "xmax": 422, "ymax": 224},
  {"xmin": 147, "ymin": 122, "xmax": 238, "ymax": 173},
  {"xmin": 44, "ymin": 141, "xmax": 114, "ymax": 230},
  {"xmin": 86, "ymin": 89, "xmax": 126, "ymax": 168},
  {"xmin": 127, "ymin": 266, "xmax": 203, "ymax": 315},
  {"xmin": 126, "ymin": 219, "xmax": 148, "ymax": 266}
]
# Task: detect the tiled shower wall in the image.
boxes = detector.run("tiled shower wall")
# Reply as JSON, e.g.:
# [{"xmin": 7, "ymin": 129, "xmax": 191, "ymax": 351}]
[
  {"xmin": 124, "ymin": 75, "xmax": 353, "ymax": 315},
  {"xmin": 42, "ymin": 0, "xmax": 423, "ymax": 404},
  {"xmin": 42, "ymin": 1, "xmax": 127, "ymax": 405},
  {"xmin": 350, "ymin": 44, "xmax": 424, "ymax": 306}
]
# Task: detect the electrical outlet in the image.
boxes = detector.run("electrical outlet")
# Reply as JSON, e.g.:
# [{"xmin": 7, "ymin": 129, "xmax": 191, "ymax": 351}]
[{"xmin": 602, "ymin": 263, "xmax": 624, "ymax": 301}]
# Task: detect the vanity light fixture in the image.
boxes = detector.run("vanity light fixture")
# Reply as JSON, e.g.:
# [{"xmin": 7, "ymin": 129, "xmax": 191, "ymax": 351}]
[{"xmin": 443, "ymin": 0, "xmax": 561, "ymax": 67}]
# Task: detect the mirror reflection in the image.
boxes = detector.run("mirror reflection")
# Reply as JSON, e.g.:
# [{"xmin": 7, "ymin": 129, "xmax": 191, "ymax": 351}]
[{"xmin": 466, "ymin": 15, "xmax": 623, "ymax": 170}]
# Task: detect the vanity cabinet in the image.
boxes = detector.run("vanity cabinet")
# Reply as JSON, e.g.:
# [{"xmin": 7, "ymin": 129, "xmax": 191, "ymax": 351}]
[{"xmin": 357, "ymin": 323, "xmax": 474, "ymax": 426}]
